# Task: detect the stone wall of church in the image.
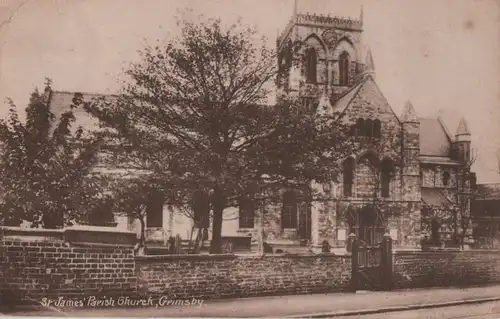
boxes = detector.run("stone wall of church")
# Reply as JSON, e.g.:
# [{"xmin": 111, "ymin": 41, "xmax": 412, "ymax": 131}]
[
  {"xmin": 343, "ymin": 80, "xmax": 403, "ymax": 162},
  {"xmin": 421, "ymin": 165, "xmax": 458, "ymax": 189}
]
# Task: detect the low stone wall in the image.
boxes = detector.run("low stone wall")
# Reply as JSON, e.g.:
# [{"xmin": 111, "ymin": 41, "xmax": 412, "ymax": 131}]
[
  {"xmin": 136, "ymin": 253, "xmax": 352, "ymax": 299},
  {"xmin": 0, "ymin": 226, "xmax": 137, "ymax": 304},
  {"xmin": 393, "ymin": 250, "xmax": 500, "ymax": 289}
]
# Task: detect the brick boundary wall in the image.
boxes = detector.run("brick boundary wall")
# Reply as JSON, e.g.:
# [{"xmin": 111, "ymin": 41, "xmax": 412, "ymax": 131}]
[
  {"xmin": 0, "ymin": 227, "xmax": 137, "ymax": 305},
  {"xmin": 135, "ymin": 253, "xmax": 352, "ymax": 299},
  {"xmin": 393, "ymin": 250, "xmax": 500, "ymax": 289}
]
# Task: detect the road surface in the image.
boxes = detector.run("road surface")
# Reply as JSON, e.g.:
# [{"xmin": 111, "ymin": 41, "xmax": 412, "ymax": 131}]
[{"xmin": 333, "ymin": 301, "xmax": 500, "ymax": 319}]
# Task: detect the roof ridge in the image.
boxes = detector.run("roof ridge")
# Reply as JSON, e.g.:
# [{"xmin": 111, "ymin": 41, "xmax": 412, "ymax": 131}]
[
  {"xmin": 51, "ymin": 90, "xmax": 115, "ymax": 98},
  {"xmin": 437, "ymin": 116, "xmax": 453, "ymax": 142}
]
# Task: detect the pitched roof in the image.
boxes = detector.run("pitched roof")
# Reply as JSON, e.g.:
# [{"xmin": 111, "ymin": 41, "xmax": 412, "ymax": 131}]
[
  {"xmin": 330, "ymin": 75, "xmax": 371, "ymax": 115},
  {"xmin": 48, "ymin": 90, "xmax": 113, "ymax": 134},
  {"xmin": 419, "ymin": 117, "xmax": 452, "ymax": 157},
  {"xmin": 421, "ymin": 188, "xmax": 452, "ymax": 206}
]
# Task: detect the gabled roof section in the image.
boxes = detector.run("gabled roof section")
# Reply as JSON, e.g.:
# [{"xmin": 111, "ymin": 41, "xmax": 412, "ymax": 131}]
[
  {"xmin": 48, "ymin": 90, "xmax": 113, "ymax": 134},
  {"xmin": 419, "ymin": 117, "xmax": 452, "ymax": 157},
  {"xmin": 330, "ymin": 78, "xmax": 366, "ymax": 115},
  {"xmin": 332, "ymin": 75, "xmax": 401, "ymax": 125}
]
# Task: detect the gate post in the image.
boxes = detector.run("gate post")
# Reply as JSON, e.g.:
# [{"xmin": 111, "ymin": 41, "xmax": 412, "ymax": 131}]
[
  {"xmin": 350, "ymin": 234, "xmax": 358, "ymax": 293},
  {"xmin": 381, "ymin": 233, "xmax": 393, "ymax": 290}
]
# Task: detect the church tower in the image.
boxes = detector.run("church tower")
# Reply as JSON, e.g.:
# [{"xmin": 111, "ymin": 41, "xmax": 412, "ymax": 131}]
[{"xmin": 276, "ymin": 7, "xmax": 367, "ymax": 105}]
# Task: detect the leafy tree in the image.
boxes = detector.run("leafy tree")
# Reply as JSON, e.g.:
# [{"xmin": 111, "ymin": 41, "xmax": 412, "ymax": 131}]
[
  {"xmin": 0, "ymin": 80, "xmax": 106, "ymax": 228},
  {"xmin": 86, "ymin": 15, "xmax": 355, "ymax": 253}
]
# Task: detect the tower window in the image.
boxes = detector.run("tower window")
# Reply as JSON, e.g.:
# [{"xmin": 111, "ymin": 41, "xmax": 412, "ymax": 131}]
[
  {"xmin": 339, "ymin": 51, "xmax": 350, "ymax": 86},
  {"xmin": 305, "ymin": 48, "xmax": 317, "ymax": 84},
  {"xmin": 282, "ymin": 191, "xmax": 298, "ymax": 228},
  {"xmin": 239, "ymin": 195, "xmax": 255, "ymax": 228},
  {"xmin": 442, "ymin": 171, "xmax": 450, "ymax": 187},
  {"xmin": 343, "ymin": 158, "xmax": 355, "ymax": 197}
]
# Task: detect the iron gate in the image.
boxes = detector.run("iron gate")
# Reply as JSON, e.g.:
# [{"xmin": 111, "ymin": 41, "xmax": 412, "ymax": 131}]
[{"xmin": 351, "ymin": 234, "xmax": 393, "ymax": 291}]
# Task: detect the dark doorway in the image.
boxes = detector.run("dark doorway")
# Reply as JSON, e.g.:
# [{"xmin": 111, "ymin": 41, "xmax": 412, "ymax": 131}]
[{"xmin": 348, "ymin": 205, "xmax": 385, "ymax": 245}]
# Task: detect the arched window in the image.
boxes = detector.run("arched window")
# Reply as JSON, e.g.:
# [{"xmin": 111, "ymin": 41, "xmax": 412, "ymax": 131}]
[
  {"xmin": 305, "ymin": 48, "xmax": 317, "ymax": 84},
  {"xmin": 365, "ymin": 119, "xmax": 373, "ymax": 137},
  {"xmin": 239, "ymin": 195, "xmax": 255, "ymax": 228},
  {"xmin": 343, "ymin": 158, "xmax": 355, "ymax": 197},
  {"xmin": 442, "ymin": 171, "xmax": 450, "ymax": 187},
  {"xmin": 373, "ymin": 119, "xmax": 381, "ymax": 138},
  {"xmin": 381, "ymin": 159, "xmax": 394, "ymax": 198},
  {"xmin": 282, "ymin": 191, "xmax": 298, "ymax": 228},
  {"xmin": 339, "ymin": 51, "xmax": 350, "ymax": 86}
]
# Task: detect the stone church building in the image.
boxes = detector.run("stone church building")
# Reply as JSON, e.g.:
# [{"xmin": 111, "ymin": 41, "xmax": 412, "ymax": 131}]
[{"xmin": 46, "ymin": 10, "xmax": 475, "ymax": 252}]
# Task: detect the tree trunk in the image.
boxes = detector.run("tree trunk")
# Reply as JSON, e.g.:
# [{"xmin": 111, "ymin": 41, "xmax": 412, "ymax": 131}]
[
  {"xmin": 210, "ymin": 187, "xmax": 225, "ymax": 254},
  {"xmin": 257, "ymin": 207, "xmax": 264, "ymax": 256},
  {"xmin": 138, "ymin": 218, "xmax": 146, "ymax": 249}
]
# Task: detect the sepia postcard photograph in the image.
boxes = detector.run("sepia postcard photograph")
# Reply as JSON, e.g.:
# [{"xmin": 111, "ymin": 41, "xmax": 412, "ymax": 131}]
[{"xmin": 0, "ymin": 0, "xmax": 499, "ymax": 318}]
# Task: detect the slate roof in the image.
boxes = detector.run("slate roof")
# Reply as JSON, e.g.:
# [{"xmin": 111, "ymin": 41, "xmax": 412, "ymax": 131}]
[
  {"xmin": 475, "ymin": 183, "xmax": 500, "ymax": 200},
  {"xmin": 418, "ymin": 118, "xmax": 452, "ymax": 157}
]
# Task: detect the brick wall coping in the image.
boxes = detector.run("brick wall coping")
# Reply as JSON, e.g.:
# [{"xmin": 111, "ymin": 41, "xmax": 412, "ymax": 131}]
[
  {"xmin": 136, "ymin": 252, "xmax": 349, "ymax": 262},
  {"xmin": 0, "ymin": 226, "xmax": 64, "ymax": 240},
  {"xmin": 136, "ymin": 254, "xmax": 237, "ymax": 262},
  {"xmin": 0, "ymin": 226, "xmax": 136, "ymax": 246},
  {"xmin": 394, "ymin": 249, "xmax": 500, "ymax": 255}
]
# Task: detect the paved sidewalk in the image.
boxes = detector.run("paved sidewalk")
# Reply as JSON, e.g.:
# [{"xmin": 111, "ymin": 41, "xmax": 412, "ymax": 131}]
[{"xmin": 5, "ymin": 285, "xmax": 500, "ymax": 317}]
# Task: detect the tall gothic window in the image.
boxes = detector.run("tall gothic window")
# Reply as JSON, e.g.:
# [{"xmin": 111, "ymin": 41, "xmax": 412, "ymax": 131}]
[
  {"xmin": 239, "ymin": 195, "xmax": 255, "ymax": 228},
  {"xmin": 339, "ymin": 51, "xmax": 350, "ymax": 86},
  {"xmin": 365, "ymin": 119, "xmax": 373, "ymax": 137},
  {"xmin": 146, "ymin": 190, "xmax": 164, "ymax": 227},
  {"xmin": 343, "ymin": 158, "xmax": 355, "ymax": 197},
  {"xmin": 305, "ymin": 48, "xmax": 317, "ymax": 84},
  {"xmin": 381, "ymin": 159, "xmax": 394, "ymax": 198},
  {"xmin": 356, "ymin": 118, "xmax": 365, "ymax": 136},
  {"xmin": 281, "ymin": 191, "xmax": 298, "ymax": 228}
]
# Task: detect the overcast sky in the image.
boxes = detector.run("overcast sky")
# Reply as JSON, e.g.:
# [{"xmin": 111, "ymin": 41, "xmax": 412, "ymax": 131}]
[{"xmin": 0, "ymin": 0, "xmax": 499, "ymax": 182}]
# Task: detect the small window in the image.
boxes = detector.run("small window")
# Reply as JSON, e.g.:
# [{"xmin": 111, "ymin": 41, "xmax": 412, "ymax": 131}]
[
  {"xmin": 282, "ymin": 191, "xmax": 298, "ymax": 228},
  {"xmin": 305, "ymin": 48, "xmax": 317, "ymax": 84},
  {"xmin": 239, "ymin": 195, "xmax": 255, "ymax": 228},
  {"xmin": 442, "ymin": 171, "xmax": 450, "ymax": 187}
]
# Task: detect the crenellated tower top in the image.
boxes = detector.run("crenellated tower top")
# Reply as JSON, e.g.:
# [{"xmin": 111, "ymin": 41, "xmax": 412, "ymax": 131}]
[{"xmin": 277, "ymin": 12, "xmax": 363, "ymax": 50}]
